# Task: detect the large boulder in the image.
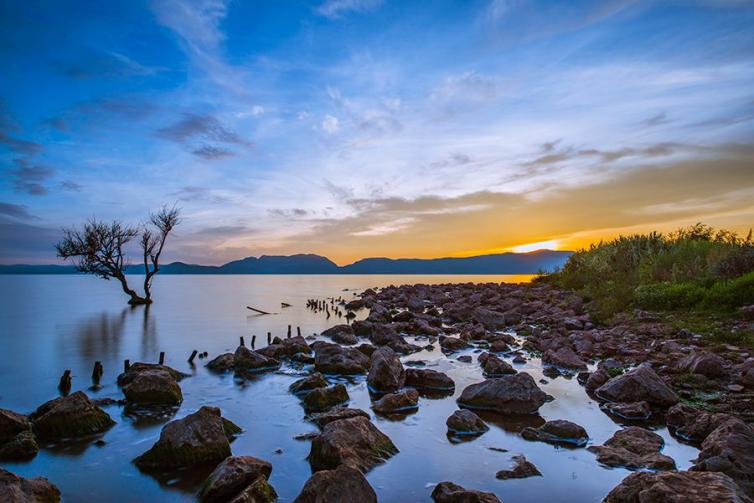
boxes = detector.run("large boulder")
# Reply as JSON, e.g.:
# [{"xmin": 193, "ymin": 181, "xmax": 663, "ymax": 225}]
[
  {"xmin": 206, "ymin": 353, "xmax": 236, "ymax": 372},
  {"xmin": 0, "ymin": 468, "xmax": 60, "ymax": 503},
  {"xmin": 438, "ymin": 336, "xmax": 469, "ymax": 352},
  {"xmin": 472, "ymin": 307, "xmax": 507, "ymax": 330},
  {"xmin": 595, "ymin": 365, "xmax": 679, "ymax": 407},
  {"xmin": 367, "ymin": 347, "xmax": 405, "ymax": 393},
  {"xmin": 303, "ymin": 385, "xmax": 350, "ymax": 413},
  {"xmin": 601, "ymin": 401, "xmax": 652, "ymax": 420},
  {"xmin": 691, "ymin": 417, "xmax": 754, "ymax": 497},
  {"xmin": 314, "ymin": 343, "xmax": 370, "ymax": 375},
  {"xmin": 293, "ymin": 464, "xmax": 377, "ymax": 503},
  {"xmin": 257, "ymin": 335, "xmax": 311, "ymax": 360},
  {"xmin": 198, "ymin": 456, "xmax": 276, "ymax": 503},
  {"xmin": 0, "ymin": 409, "xmax": 38, "ymax": 460},
  {"xmin": 603, "ymin": 471, "xmax": 753, "ymax": 503},
  {"xmin": 118, "ymin": 362, "xmax": 188, "ymax": 385},
  {"xmin": 290, "ymin": 373, "xmax": 329, "ymax": 395},
  {"xmin": 372, "ymin": 389, "xmax": 419, "ymax": 414},
  {"xmin": 588, "ymin": 426, "xmax": 676, "ymax": 471},
  {"xmin": 321, "ymin": 325, "xmax": 358, "ymax": 346},
  {"xmin": 234, "ymin": 346, "xmax": 281, "ymax": 374},
  {"xmin": 676, "ymin": 351, "xmax": 729, "ymax": 378},
  {"xmin": 431, "ymin": 482, "xmax": 501, "ymax": 503},
  {"xmin": 666, "ymin": 403, "xmax": 731, "ymax": 441},
  {"xmin": 134, "ymin": 406, "xmax": 241, "ymax": 470},
  {"xmin": 542, "ymin": 347, "xmax": 587, "ymax": 370},
  {"xmin": 457, "ymin": 373, "xmax": 548, "ymax": 415},
  {"xmin": 122, "ymin": 369, "xmax": 183, "ymax": 405},
  {"xmin": 521, "ymin": 420, "xmax": 589, "ymax": 447},
  {"xmin": 308, "ymin": 408, "xmax": 370, "ymax": 429},
  {"xmin": 31, "ymin": 391, "xmax": 115, "ymax": 441},
  {"xmin": 446, "ymin": 410, "xmax": 488, "ymax": 437},
  {"xmin": 308, "ymin": 416, "xmax": 398, "ymax": 473},
  {"xmin": 405, "ymin": 368, "xmax": 455, "ymax": 391}
]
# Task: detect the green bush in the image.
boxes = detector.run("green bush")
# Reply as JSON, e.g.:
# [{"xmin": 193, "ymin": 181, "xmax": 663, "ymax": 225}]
[
  {"xmin": 634, "ymin": 282, "xmax": 706, "ymax": 310},
  {"xmin": 704, "ymin": 271, "xmax": 754, "ymax": 309}
]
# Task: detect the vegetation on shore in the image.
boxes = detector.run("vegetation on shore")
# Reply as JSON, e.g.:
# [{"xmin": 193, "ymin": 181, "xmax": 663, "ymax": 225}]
[{"xmin": 541, "ymin": 224, "xmax": 754, "ymax": 331}]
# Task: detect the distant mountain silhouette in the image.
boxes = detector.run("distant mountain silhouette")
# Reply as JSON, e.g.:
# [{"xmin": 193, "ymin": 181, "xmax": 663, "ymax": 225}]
[{"xmin": 0, "ymin": 250, "xmax": 571, "ymax": 275}]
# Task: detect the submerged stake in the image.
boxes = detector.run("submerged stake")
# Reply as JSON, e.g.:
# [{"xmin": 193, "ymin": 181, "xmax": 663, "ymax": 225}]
[
  {"xmin": 188, "ymin": 350, "xmax": 198, "ymax": 363},
  {"xmin": 159, "ymin": 352, "xmax": 165, "ymax": 365}
]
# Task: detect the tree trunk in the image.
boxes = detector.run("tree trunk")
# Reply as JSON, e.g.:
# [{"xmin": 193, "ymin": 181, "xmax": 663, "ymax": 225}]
[{"xmin": 115, "ymin": 272, "xmax": 151, "ymax": 305}]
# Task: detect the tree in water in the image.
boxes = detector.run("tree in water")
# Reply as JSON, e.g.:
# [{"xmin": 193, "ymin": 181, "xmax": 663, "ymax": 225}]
[{"xmin": 55, "ymin": 207, "xmax": 181, "ymax": 305}]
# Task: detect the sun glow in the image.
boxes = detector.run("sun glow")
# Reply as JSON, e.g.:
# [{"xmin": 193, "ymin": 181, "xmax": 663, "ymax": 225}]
[{"xmin": 509, "ymin": 240, "xmax": 561, "ymax": 253}]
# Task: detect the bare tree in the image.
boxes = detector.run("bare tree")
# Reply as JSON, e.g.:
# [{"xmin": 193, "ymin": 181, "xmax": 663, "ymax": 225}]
[{"xmin": 56, "ymin": 206, "xmax": 181, "ymax": 305}]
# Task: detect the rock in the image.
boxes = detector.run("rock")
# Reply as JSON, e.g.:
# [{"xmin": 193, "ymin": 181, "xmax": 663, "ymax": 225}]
[
  {"xmin": 495, "ymin": 454, "xmax": 542, "ymax": 479},
  {"xmin": 457, "ymin": 355, "xmax": 472, "ymax": 363},
  {"xmin": 207, "ymin": 353, "xmax": 236, "ymax": 372},
  {"xmin": 121, "ymin": 368, "xmax": 183, "ymax": 405},
  {"xmin": 303, "ymin": 384, "xmax": 350, "ymax": 413},
  {"xmin": 595, "ymin": 365, "xmax": 679, "ymax": 407},
  {"xmin": 446, "ymin": 410, "xmax": 489, "ymax": 436},
  {"xmin": 439, "ymin": 336, "xmax": 469, "ymax": 352},
  {"xmin": 521, "ymin": 420, "xmax": 589, "ymax": 447},
  {"xmin": 512, "ymin": 355, "xmax": 526, "ymax": 364},
  {"xmin": 405, "ymin": 368, "xmax": 455, "ymax": 391},
  {"xmin": 345, "ymin": 299, "xmax": 366, "ymax": 311},
  {"xmin": 293, "ymin": 464, "xmax": 377, "ymax": 503},
  {"xmin": 431, "ymin": 481, "xmax": 501, "ymax": 503},
  {"xmin": 257, "ymin": 335, "xmax": 311, "ymax": 360},
  {"xmin": 367, "ymin": 347, "xmax": 405, "ymax": 393},
  {"xmin": 198, "ymin": 456, "xmax": 276, "ymax": 503},
  {"xmin": 676, "ymin": 351, "xmax": 729, "ymax": 378},
  {"xmin": 322, "ymin": 325, "xmax": 358, "ymax": 346},
  {"xmin": 457, "ymin": 373, "xmax": 548, "ymax": 415},
  {"xmin": 542, "ymin": 347, "xmax": 587, "ymax": 370},
  {"xmin": 479, "ymin": 353, "xmax": 515, "ymax": 377},
  {"xmin": 30, "ymin": 391, "xmax": 115, "ymax": 441},
  {"xmin": 603, "ymin": 471, "xmax": 753, "ymax": 503},
  {"xmin": 585, "ymin": 368, "xmax": 610, "ymax": 392},
  {"xmin": 691, "ymin": 417, "xmax": 754, "ymax": 497},
  {"xmin": 372, "ymin": 389, "xmax": 419, "ymax": 414},
  {"xmin": 134, "ymin": 406, "xmax": 241, "ymax": 470},
  {"xmin": 542, "ymin": 366, "xmax": 562, "ymax": 379},
  {"xmin": 118, "ymin": 362, "xmax": 188, "ymax": 385},
  {"xmin": 234, "ymin": 346, "xmax": 281, "ymax": 373},
  {"xmin": 308, "ymin": 416, "xmax": 398, "ymax": 473},
  {"xmin": 588, "ymin": 426, "xmax": 676, "ymax": 471},
  {"xmin": 472, "ymin": 307, "xmax": 507, "ymax": 330},
  {"xmin": 0, "ymin": 409, "xmax": 38, "ymax": 460},
  {"xmin": 290, "ymin": 373, "xmax": 329, "ymax": 395},
  {"xmin": 370, "ymin": 328, "xmax": 420, "ymax": 354},
  {"xmin": 601, "ymin": 401, "xmax": 652, "ymax": 420},
  {"xmin": 0, "ymin": 468, "xmax": 60, "ymax": 503},
  {"xmin": 666, "ymin": 403, "xmax": 731, "ymax": 441},
  {"xmin": 314, "ymin": 343, "xmax": 371, "ymax": 375},
  {"xmin": 490, "ymin": 340, "xmax": 510, "ymax": 353},
  {"xmin": 308, "ymin": 408, "xmax": 370, "ymax": 428}
]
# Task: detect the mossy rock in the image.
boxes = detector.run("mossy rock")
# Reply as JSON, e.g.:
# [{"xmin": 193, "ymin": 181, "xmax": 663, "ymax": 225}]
[
  {"xmin": 0, "ymin": 430, "xmax": 39, "ymax": 460},
  {"xmin": 122, "ymin": 370, "xmax": 183, "ymax": 405},
  {"xmin": 302, "ymin": 384, "xmax": 349, "ymax": 413},
  {"xmin": 31, "ymin": 391, "xmax": 115, "ymax": 441}
]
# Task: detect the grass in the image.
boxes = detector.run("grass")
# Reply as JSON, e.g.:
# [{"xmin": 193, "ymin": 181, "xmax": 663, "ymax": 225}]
[{"xmin": 540, "ymin": 223, "xmax": 754, "ymax": 345}]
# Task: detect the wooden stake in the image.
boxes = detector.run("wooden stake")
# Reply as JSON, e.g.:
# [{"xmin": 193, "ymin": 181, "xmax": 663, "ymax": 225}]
[
  {"xmin": 188, "ymin": 350, "xmax": 198, "ymax": 363},
  {"xmin": 159, "ymin": 352, "xmax": 165, "ymax": 365},
  {"xmin": 124, "ymin": 359, "xmax": 130, "ymax": 372},
  {"xmin": 240, "ymin": 336, "xmax": 245, "ymax": 347},
  {"xmin": 59, "ymin": 370, "xmax": 71, "ymax": 395},
  {"xmin": 251, "ymin": 335, "xmax": 256, "ymax": 348}
]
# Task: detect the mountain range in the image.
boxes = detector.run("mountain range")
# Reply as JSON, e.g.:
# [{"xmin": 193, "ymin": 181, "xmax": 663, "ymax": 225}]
[{"xmin": 0, "ymin": 250, "xmax": 572, "ymax": 275}]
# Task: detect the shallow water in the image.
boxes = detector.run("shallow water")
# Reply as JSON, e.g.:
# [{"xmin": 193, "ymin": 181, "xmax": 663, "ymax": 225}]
[{"xmin": 0, "ymin": 275, "xmax": 698, "ymax": 502}]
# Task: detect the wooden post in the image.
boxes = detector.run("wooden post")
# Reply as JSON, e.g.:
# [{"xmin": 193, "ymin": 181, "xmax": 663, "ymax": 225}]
[
  {"xmin": 124, "ymin": 359, "xmax": 130, "ymax": 372},
  {"xmin": 240, "ymin": 336, "xmax": 245, "ymax": 347},
  {"xmin": 92, "ymin": 362, "xmax": 103, "ymax": 384},
  {"xmin": 267, "ymin": 332, "xmax": 271, "ymax": 344},
  {"xmin": 188, "ymin": 350, "xmax": 198, "ymax": 363},
  {"xmin": 251, "ymin": 335, "xmax": 256, "ymax": 348},
  {"xmin": 59, "ymin": 370, "xmax": 71, "ymax": 395},
  {"xmin": 297, "ymin": 326, "xmax": 301, "ymax": 337},
  {"xmin": 287, "ymin": 325, "xmax": 291, "ymax": 338},
  {"xmin": 159, "ymin": 352, "xmax": 165, "ymax": 365}
]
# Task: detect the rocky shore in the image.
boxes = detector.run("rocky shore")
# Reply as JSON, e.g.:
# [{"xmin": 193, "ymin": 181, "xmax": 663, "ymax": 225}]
[{"xmin": 1, "ymin": 280, "xmax": 753, "ymax": 502}]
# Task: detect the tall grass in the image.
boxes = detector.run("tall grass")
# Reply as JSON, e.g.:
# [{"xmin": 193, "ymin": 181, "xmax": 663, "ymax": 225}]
[{"xmin": 542, "ymin": 224, "xmax": 754, "ymax": 320}]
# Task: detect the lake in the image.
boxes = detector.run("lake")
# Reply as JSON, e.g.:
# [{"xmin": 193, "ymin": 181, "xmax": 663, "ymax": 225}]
[{"xmin": 0, "ymin": 275, "xmax": 698, "ymax": 502}]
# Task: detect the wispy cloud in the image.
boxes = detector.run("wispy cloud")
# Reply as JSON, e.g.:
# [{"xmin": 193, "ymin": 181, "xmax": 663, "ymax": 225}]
[
  {"xmin": 0, "ymin": 202, "xmax": 39, "ymax": 221},
  {"xmin": 316, "ymin": 0, "xmax": 384, "ymax": 19},
  {"xmin": 7, "ymin": 160, "xmax": 55, "ymax": 196}
]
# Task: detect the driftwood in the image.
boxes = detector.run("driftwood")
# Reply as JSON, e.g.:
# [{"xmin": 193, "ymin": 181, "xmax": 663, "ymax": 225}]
[
  {"xmin": 246, "ymin": 306, "xmax": 273, "ymax": 315},
  {"xmin": 281, "ymin": 302, "xmax": 291, "ymax": 308}
]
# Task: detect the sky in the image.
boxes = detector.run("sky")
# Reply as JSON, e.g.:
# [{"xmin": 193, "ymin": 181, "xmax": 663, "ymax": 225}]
[{"xmin": 1, "ymin": 0, "xmax": 753, "ymax": 265}]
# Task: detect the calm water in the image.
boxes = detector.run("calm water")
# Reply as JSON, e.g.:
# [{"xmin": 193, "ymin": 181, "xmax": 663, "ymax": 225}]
[{"xmin": 0, "ymin": 275, "xmax": 697, "ymax": 502}]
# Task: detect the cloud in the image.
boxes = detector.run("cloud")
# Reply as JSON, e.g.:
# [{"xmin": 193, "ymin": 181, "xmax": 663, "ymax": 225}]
[
  {"xmin": 157, "ymin": 113, "xmax": 246, "ymax": 144},
  {"xmin": 641, "ymin": 112, "xmax": 670, "ymax": 127},
  {"xmin": 0, "ymin": 133, "xmax": 42, "ymax": 155},
  {"xmin": 316, "ymin": 0, "xmax": 384, "ymax": 19},
  {"xmin": 58, "ymin": 50, "xmax": 165, "ymax": 79},
  {"xmin": 430, "ymin": 71, "xmax": 504, "ymax": 105},
  {"xmin": 0, "ymin": 221, "xmax": 60, "ymax": 264},
  {"xmin": 0, "ymin": 202, "xmax": 39, "ymax": 221},
  {"xmin": 7, "ymin": 159, "xmax": 55, "ymax": 195},
  {"xmin": 522, "ymin": 141, "xmax": 679, "ymax": 167},
  {"xmin": 268, "ymin": 208, "xmax": 309, "ymax": 219},
  {"xmin": 171, "ymin": 186, "xmax": 229, "ymax": 203},
  {"xmin": 321, "ymin": 114, "xmax": 340, "ymax": 134},
  {"xmin": 60, "ymin": 180, "xmax": 83, "ymax": 191},
  {"xmin": 192, "ymin": 145, "xmax": 236, "ymax": 160}
]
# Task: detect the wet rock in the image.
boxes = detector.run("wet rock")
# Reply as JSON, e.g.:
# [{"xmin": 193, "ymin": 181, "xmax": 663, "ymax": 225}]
[
  {"xmin": 457, "ymin": 355, "xmax": 472, "ymax": 363},
  {"xmin": 303, "ymin": 384, "xmax": 349, "ymax": 413},
  {"xmin": 367, "ymin": 347, "xmax": 405, "ymax": 393},
  {"xmin": 404, "ymin": 368, "xmax": 455, "ymax": 391},
  {"xmin": 457, "ymin": 373, "xmax": 548, "ymax": 415},
  {"xmin": 446, "ymin": 410, "xmax": 489, "ymax": 436},
  {"xmin": 290, "ymin": 373, "xmax": 329, "ymax": 395},
  {"xmin": 134, "ymin": 406, "xmax": 241, "ymax": 470},
  {"xmin": 206, "ymin": 353, "xmax": 236, "ymax": 372},
  {"xmin": 345, "ymin": 299, "xmax": 366, "ymax": 311},
  {"xmin": 118, "ymin": 362, "xmax": 188, "ymax": 385},
  {"xmin": 0, "ymin": 467, "xmax": 60, "ymax": 503},
  {"xmin": 257, "ymin": 335, "xmax": 311, "ymax": 360},
  {"xmin": 198, "ymin": 455, "xmax": 276, "ymax": 503},
  {"xmin": 308, "ymin": 416, "xmax": 398, "ymax": 473},
  {"xmin": 691, "ymin": 417, "xmax": 754, "ymax": 497},
  {"xmin": 372, "ymin": 389, "xmax": 419, "ymax": 414},
  {"xmin": 439, "ymin": 336, "xmax": 469, "ymax": 352},
  {"xmin": 495, "ymin": 454, "xmax": 542, "ymax": 479},
  {"xmin": 370, "ymin": 327, "xmax": 420, "ymax": 354},
  {"xmin": 234, "ymin": 346, "xmax": 281, "ymax": 373},
  {"xmin": 595, "ymin": 365, "xmax": 679, "ymax": 407},
  {"xmin": 542, "ymin": 347, "xmax": 587, "ymax": 370},
  {"xmin": 603, "ymin": 471, "xmax": 752, "ymax": 503},
  {"xmin": 322, "ymin": 325, "xmax": 358, "ymax": 346},
  {"xmin": 30, "ymin": 391, "xmax": 115, "ymax": 441},
  {"xmin": 521, "ymin": 420, "xmax": 589, "ymax": 447},
  {"xmin": 121, "ymin": 368, "xmax": 183, "ymax": 405},
  {"xmin": 472, "ymin": 307, "xmax": 507, "ymax": 330},
  {"xmin": 479, "ymin": 353, "xmax": 516, "ymax": 377},
  {"xmin": 431, "ymin": 481, "xmax": 501, "ymax": 503},
  {"xmin": 308, "ymin": 408, "xmax": 370, "ymax": 428},
  {"xmin": 512, "ymin": 355, "xmax": 527, "ymax": 364},
  {"xmin": 601, "ymin": 401, "xmax": 652, "ymax": 420},
  {"xmin": 490, "ymin": 340, "xmax": 510, "ymax": 353},
  {"xmin": 676, "ymin": 351, "xmax": 729, "ymax": 378},
  {"xmin": 585, "ymin": 368, "xmax": 610, "ymax": 392},
  {"xmin": 666, "ymin": 403, "xmax": 731, "ymax": 441},
  {"xmin": 293, "ymin": 464, "xmax": 377, "ymax": 503},
  {"xmin": 588, "ymin": 426, "xmax": 676, "ymax": 471},
  {"xmin": 314, "ymin": 343, "xmax": 370, "ymax": 375},
  {"xmin": 0, "ymin": 409, "xmax": 38, "ymax": 460}
]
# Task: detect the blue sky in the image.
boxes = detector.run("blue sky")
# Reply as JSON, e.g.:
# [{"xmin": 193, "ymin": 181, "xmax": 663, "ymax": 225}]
[{"xmin": 1, "ymin": 0, "xmax": 753, "ymax": 265}]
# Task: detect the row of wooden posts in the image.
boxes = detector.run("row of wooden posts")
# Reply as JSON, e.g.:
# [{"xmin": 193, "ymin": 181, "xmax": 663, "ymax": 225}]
[
  {"xmin": 306, "ymin": 297, "xmax": 346, "ymax": 319},
  {"xmin": 57, "ymin": 324, "xmax": 305, "ymax": 395}
]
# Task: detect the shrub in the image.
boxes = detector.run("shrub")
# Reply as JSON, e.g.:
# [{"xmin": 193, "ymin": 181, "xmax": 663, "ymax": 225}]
[{"xmin": 634, "ymin": 282, "xmax": 706, "ymax": 311}]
